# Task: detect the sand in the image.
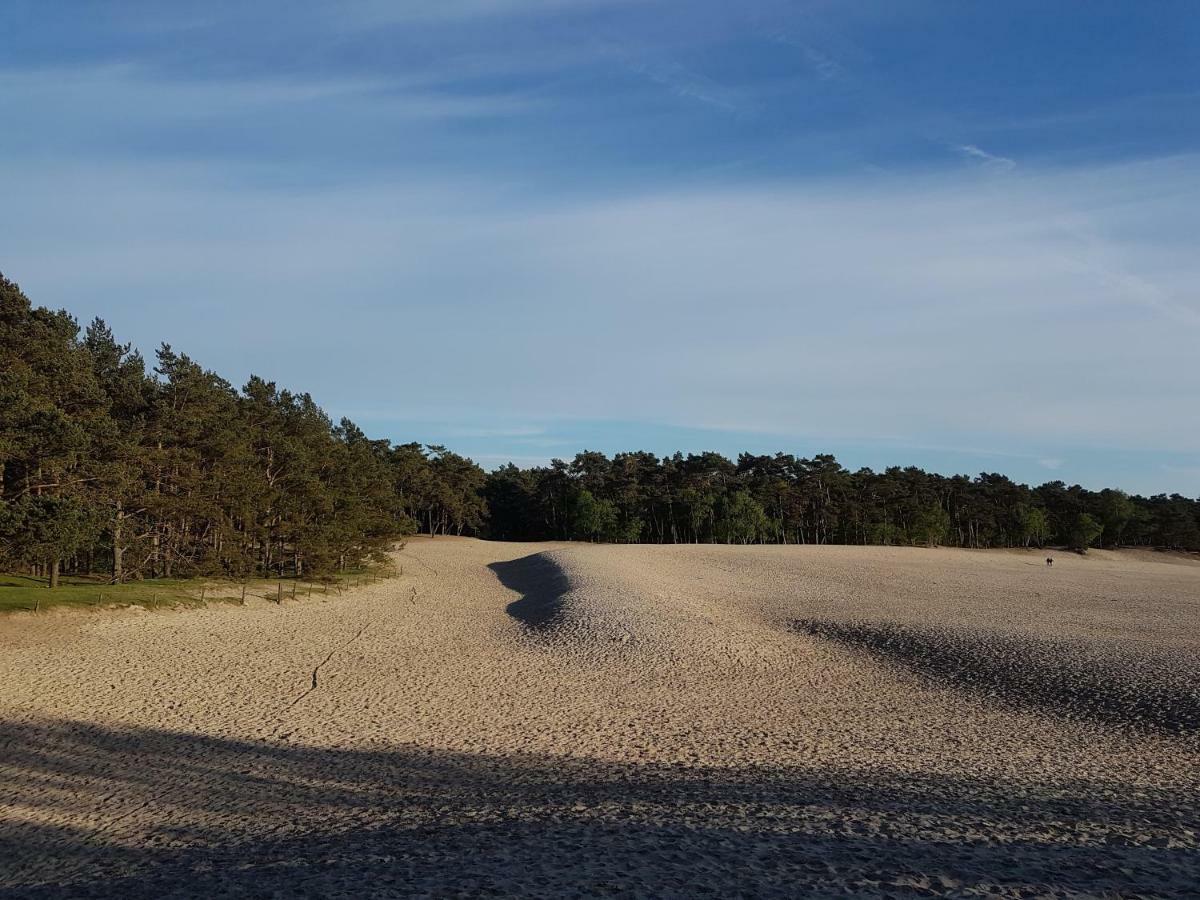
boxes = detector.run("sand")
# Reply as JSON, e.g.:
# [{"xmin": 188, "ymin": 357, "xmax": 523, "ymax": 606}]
[{"xmin": 1, "ymin": 538, "xmax": 1198, "ymax": 897}]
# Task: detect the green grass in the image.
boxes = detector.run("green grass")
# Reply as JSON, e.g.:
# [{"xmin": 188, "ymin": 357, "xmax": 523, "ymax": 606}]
[{"xmin": 0, "ymin": 568, "xmax": 393, "ymax": 614}]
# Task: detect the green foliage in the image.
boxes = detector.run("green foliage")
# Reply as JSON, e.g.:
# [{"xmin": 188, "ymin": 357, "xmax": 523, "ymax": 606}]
[
  {"xmin": 716, "ymin": 492, "xmax": 769, "ymax": 545},
  {"xmin": 2, "ymin": 272, "xmax": 1197, "ymax": 575},
  {"xmin": 1096, "ymin": 489, "xmax": 1136, "ymax": 547},
  {"xmin": 481, "ymin": 450, "xmax": 1199, "ymax": 552},
  {"xmin": 866, "ymin": 522, "xmax": 905, "ymax": 546},
  {"xmin": 570, "ymin": 489, "xmax": 619, "ymax": 542},
  {"xmin": 1068, "ymin": 513, "xmax": 1104, "ymax": 553},
  {"xmin": 0, "ymin": 273, "xmax": 489, "ymax": 589},
  {"xmin": 1019, "ymin": 506, "xmax": 1050, "ymax": 548},
  {"xmin": 913, "ymin": 503, "xmax": 950, "ymax": 547},
  {"xmin": 0, "ymin": 495, "xmax": 100, "ymax": 569},
  {"xmin": 1153, "ymin": 496, "xmax": 1200, "ymax": 550},
  {"xmin": 614, "ymin": 515, "xmax": 644, "ymax": 544}
]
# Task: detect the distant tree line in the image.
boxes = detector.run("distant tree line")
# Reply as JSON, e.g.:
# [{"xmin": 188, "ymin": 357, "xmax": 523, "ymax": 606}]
[
  {"xmin": 0, "ymin": 274, "xmax": 483, "ymax": 586},
  {"xmin": 484, "ymin": 452, "xmax": 1200, "ymax": 552},
  {"xmin": 3, "ymin": 274, "xmax": 1197, "ymax": 589}
]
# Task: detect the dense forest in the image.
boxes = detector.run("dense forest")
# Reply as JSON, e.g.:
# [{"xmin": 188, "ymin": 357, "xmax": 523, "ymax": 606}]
[
  {"xmin": 0, "ymin": 274, "xmax": 483, "ymax": 586},
  {"xmin": 2, "ymin": 273, "xmax": 1198, "ymax": 587},
  {"xmin": 484, "ymin": 453, "xmax": 1200, "ymax": 551}
]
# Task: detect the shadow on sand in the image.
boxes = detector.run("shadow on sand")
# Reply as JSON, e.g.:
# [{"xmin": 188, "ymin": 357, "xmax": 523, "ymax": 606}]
[
  {"xmin": 1, "ymin": 717, "xmax": 1196, "ymax": 897},
  {"xmin": 489, "ymin": 553, "xmax": 570, "ymax": 631},
  {"xmin": 794, "ymin": 619, "xmax": 1200, "ymax": 735}
]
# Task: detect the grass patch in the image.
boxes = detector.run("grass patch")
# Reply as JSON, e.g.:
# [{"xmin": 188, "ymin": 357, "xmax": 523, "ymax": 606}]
[{"xmin": 0, "ymin": 566, "xmax": 393, "ymax": 614}]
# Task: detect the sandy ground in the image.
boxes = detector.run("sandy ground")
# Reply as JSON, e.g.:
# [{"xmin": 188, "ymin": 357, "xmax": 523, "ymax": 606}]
[{"xmin": 1, "ymin": 539, "xmax": 1198, "ymax": 898}]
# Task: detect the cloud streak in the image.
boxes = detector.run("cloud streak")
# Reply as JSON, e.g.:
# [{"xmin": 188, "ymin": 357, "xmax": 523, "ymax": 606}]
[
  {"xmin": 955, "ymin": 144, "xmax": 1017, "ymax": 171},
  {"xmin": 4, "ymin": 0, "xmax": 1199, "ymax": 494},
  {"xmin": 3, "ymin": 156, "xmax": 1196, "ymax": 472}
]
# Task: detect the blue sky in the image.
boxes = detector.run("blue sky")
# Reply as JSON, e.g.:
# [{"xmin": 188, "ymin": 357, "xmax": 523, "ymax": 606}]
[{"xmin": 2, "ymin": 1, "xmax": 1198, "ymax": 495}]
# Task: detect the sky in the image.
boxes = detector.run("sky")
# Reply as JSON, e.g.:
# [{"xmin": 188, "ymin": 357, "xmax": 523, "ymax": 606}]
[{"xmin": 2, "ymin": 1, "xmax": 1198, "ymax": 495}]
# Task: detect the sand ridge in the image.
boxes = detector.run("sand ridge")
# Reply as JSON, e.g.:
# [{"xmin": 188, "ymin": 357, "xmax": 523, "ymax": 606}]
[{"xmin": 1, "ymin": 538, "xmax": 1197, "ymax": 896}]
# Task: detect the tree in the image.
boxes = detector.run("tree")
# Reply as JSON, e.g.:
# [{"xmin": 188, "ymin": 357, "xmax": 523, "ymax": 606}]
[
  {"xmin": 1097, "ymin": 489, "xmax": 1137, "ymax": 548},
  {"xmin": 913, "ymin": 503, "xmax": 950, "ymax": 547},
  {"xmin": 0, "ymin": 273, "xmax": 108, "ymax": 584},
  {"xmin": 1068, "ymin": 513, "xmax": 1103, "ymax": 553},
  {"xmin": 84, "ymin": 318, "xmax": 151, "ymax": 582},
  {"xmin": 482, "ymin": 464, "xmax": 540, "ymax": 541},
  {"xmin": 1019, "ymin": 506, "xmax": 1050, "ymax": 548},
  {"xmin": 0, "ymin": 496, "xmax": 100, "ymax": 588},
  {"xmin": 475, "ymin": 447, "xmax": 1195, "ymax": 552},
  {"xmin": 570, "ymin": 489, "xmax": 618, "ymax": 542},
  {"xmin": 3, "ymin": 273, "xmax": 1198, "ymax": 575},
  {"xmin": 716, "ymin": 492, "xmax": 769, "ymax": 545},
  {"xmin": 1152, "ymin": 495, "xmax": 1200, "ymax": 551}
]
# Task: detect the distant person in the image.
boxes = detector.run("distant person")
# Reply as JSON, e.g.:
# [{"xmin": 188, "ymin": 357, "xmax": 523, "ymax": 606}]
[{"xmin": 1046, "ymin": 557, "xmax": 1054, "ymax": 567}]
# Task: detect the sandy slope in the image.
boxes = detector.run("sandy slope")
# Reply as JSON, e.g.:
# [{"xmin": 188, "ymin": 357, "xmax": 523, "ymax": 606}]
[{"xmin": 1, "ymin": 539, "xmax": 1197, "ymax": 897}]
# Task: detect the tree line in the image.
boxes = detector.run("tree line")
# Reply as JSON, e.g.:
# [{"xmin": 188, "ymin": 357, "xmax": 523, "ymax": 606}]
[
  {"xmin": 484, "ymin": 452, "xmax": 1200, "ymax": 551},
  {"xmin": 0, "ymin": 274, "xmax": 483, "ymax": 586},
  {"xmin": 3, "ymin": 273, "xmax": 1197, "ymax": 589}
]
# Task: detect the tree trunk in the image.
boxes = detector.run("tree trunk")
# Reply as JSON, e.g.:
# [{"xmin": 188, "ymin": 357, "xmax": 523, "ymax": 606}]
[
  {"xmin": 113, "ymin": 514, "xmax": 124, "ymax": 583},
  {"xmin": 49, "ymin": 559, "xmax": 60, "ymax": 590}
]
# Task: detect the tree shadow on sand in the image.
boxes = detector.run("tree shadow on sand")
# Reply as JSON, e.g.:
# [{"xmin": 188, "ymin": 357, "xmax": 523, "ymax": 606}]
[
  {"xmin": 489, "ymin": 553, "xmax": 571, "ymax": 631},
  {"xmin": 0, "ymin": 718, "xmax": 1196, "ymax": 897},
  {"xmin": 794, "ymin": 619, "xmax": 1200, "ymax": 736}
]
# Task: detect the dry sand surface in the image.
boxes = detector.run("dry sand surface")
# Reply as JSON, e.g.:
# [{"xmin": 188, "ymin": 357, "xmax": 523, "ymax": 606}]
[{"xmin": 2, "ymin": 539, "xmax": 1198, "ymax": 897}]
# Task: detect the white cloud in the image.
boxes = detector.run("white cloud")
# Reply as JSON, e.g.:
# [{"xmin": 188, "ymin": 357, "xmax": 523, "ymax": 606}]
[
  {"xmin": 955, "ymin": 144, "xmax": 1017, "ymax": 172},
  {"xmin": 802, "ymin": 46, "xmax": 843, "ymax": 81},
  {"xmin": 2, "ymin": 157, "xmax": 1197, "ymax": 460},
  {"xmin": 0, "ymin": 65, "xmax": 544, "ymax": 127}
]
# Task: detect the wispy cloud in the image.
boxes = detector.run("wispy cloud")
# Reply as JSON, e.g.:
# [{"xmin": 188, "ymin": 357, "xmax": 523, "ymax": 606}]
[
  {"xmin": 620, "ymin": 56, "xmax": 744, "ymax": 112},
  {"xmin": 801, "ymin": 45, "xmax": 844, "ymax": 82},
  {"xmin": 4, "ymin": 0, "xmax": 1199, "ymax": 495},
  {"xmin": 767, "ymin": 32, "xmax": 845, "ymax": 82},
  {"xmin": 1063, "ymin": 241, "xmax": 1200, "ymax": 328},
  {"xmin": 0, "ymin": 64, "xmax": 543, "ymax": 123},
  {"xmin": 955, "ymin": 143, "xmax": 1017, "ymax": 171},
  {"xmin": 5, "ymin": 155, "xmax": 1196, "ymax": 461}
]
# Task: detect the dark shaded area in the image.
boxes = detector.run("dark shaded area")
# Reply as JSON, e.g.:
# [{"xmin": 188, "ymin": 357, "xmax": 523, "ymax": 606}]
[
  {"xmin": 0, "ymin": 718, "xmax": 1196, "ymax": 898},
  {"xmin": 489, "ymin": 553, "xmax": 570, "ymax": 631},
  {"xmin": 795, "ymin": 619, "xmax": 1200, "ymax": 735}
]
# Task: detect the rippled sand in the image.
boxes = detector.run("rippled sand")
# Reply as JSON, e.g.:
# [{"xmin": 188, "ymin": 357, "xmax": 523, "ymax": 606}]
[{"xmin": 2, "ymin": 539, "xmax": 1197, "ymax": 897}]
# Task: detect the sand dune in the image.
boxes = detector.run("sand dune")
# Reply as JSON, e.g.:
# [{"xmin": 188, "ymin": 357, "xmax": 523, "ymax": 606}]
[{"xmin": 2, "ymin": 539, "xmax": 1197, "ymax": 896}]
